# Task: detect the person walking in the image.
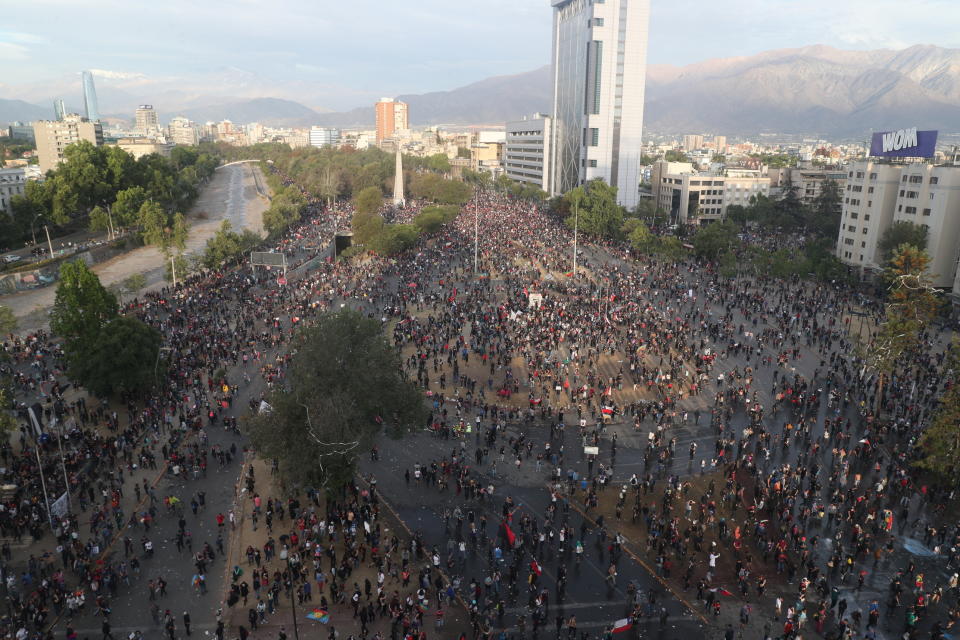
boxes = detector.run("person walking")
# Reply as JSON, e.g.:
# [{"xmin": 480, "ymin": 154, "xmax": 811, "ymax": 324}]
[{"xmin": 183, "ymin": 612, "xmax": 191, "ymax": 636}]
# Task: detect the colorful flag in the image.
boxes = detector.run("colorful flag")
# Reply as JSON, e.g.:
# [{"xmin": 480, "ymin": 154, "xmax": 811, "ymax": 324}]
[
  {"xmin": 504, "ymin": 523, "xmax": 516, "ymax": 546},
  {"xmin": 530, "ymin": 560, "xmax": 542, "ymax": 576},
  {"xmin": 306, "ymin": 609, "xmax": 330, "ymax": 623},
  {"xmin": 612, "ymin": 618, "xmax": 633, "ymax": 633}
]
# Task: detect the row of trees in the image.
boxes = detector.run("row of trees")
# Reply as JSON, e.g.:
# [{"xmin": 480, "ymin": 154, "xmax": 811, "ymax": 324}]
[
  {"xmin": 350, "ymin": 188, "xmax": 461, "ymax": 256},
  {"xmin": 213, "ymin": 143, "xmax": 452, "ymax": 205},
  {"xmin": 8, "ymin": 142, "xmax": 218, "ymax": 250},
  {"xmin": 726, "ymin": 181, "xmax": 842, "ymax": 239}
]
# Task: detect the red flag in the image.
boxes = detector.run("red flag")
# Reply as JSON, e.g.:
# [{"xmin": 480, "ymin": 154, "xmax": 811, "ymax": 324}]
[
  {"xmin": 504, "ymin": 523, "xmax": 516, "ymax": 546},
  {"xmin": 530, "ymin": 560, "xmax": 542, "ymax": 576}
]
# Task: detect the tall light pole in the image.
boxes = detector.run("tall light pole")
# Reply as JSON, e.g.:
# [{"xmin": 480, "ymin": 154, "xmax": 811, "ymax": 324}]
[
  {"xmin": 473, "ymin": 193, "xmax": 479, "ymax": 274},
  {"xmin": 287, "ymin": 555, "xmax": 301, "ymax": 640},
  {"xmin": 572, "ymin": 200, "xmax": 579, "ymax": 279}
]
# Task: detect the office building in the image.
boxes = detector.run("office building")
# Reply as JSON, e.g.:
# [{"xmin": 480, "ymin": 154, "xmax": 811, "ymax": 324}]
[
  {"xmin": 375, "ymin": 98, "xmax": 408, "ymax": 143},
  {"xmin": 7, "ymin": 122, "xmax": 35, "ymax": 144},
  {"xmin": 549, "ymin": 0, "xmax": 650, "ymax": 209},
  {"xmin": 0, "ymin": 167, "xmax": 26, "ymax": 215},
  {"xmin": 713, "ymin": 136, "xmax": 727, "ymax": 154},
  {"xmin": 167, "ymin": 116, "xmax": 199, "ymax": 146},
  {"xmin": 81, "ymin": 71, "xmax": 100, "ymax": 122},
  {"xmin": 33, "ymin": 114, "xmax": 103, "ymax": 174},
  {"xmin": 504, "ymin": 114, "xmax": 553, "ymax": 191},
  {"xmin": 836, "ymin": 160, "xmax": 960, "ymax": 287},
  {"xmin": 309, "ymin": 127, "xmax": 341, "ymax": 148},
  {"xmin": 768, "ymin": 167, "xmax": 847, "ymax": 201},
  {"xmin": 650, "ymin": 160, "xmax": 693, "ymax": 205},
  {"xmin": 115, "ymin": 138, "xmax": 173, "ymax": 160},
  {"xmin": 54, "ymin": 99, "xmax": 66, "ymax": 121},
  {"xmin": 134, "ymin": 105, "xmax": 160, "ymax": 136},
  {"xmin": 656, "ymin": 167, "xmax": 770, "ymax": 225},
  {"xmin": 682, "ymin": 134, "xmax": 704, "ymax": 151}
]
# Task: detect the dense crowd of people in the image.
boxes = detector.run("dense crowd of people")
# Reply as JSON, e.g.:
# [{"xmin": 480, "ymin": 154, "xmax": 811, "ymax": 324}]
[{"xmin": 0, "ymin": 160, "xmax": 955, "ymax": 640}]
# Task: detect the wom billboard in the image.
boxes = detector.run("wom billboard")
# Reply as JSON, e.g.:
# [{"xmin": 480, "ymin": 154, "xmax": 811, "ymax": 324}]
[{"xmin": 870, "ymin": 128, "xmax": 938, "ymax": 158}]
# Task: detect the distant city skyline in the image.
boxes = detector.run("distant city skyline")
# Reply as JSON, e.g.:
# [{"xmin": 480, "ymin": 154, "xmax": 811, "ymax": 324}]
[{"xmin": 1, "ymin": 0, "xmax": 958, "ymax": 113}]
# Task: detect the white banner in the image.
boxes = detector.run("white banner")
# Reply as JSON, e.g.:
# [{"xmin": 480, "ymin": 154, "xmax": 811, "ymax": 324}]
[{"xmin": 50, "ymin": 491, "xmax": 69, "ymax": 520}]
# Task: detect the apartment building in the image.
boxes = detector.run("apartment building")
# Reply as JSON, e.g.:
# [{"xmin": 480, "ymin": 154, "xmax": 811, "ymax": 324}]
[
  {"xmin": 33, "ymin": 114, "xmax": 103, "ymax": 174},
  {"xmin": 0, "ymin": 167, "xmax": 26, "ymax": 215},
  {"xmin": 836, "ymin": 160, "xmax": 960, "ymax": 288}
]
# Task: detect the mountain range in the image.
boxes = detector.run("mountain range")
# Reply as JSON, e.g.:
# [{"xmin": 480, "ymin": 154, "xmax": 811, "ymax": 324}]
[{"xmin": 3, "ymin": 44, "xmax": 960, "ymax": 137}]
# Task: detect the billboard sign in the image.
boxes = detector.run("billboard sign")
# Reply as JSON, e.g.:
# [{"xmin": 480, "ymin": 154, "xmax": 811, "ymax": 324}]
[{"xmin": 870, "ymin": 128, "xmax": 938, "ymax": 158}]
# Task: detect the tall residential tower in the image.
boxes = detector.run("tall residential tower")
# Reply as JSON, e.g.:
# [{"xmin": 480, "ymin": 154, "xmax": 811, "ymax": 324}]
[
  {"xmin": 549, "ymin": 0, "xmax": 650, "ymax": 209},
  {"xmin": 375, "ymin": 98, "xmax": 408, "ymax": 144},
  {"xmin": 81, "ymin": 70, "xmax": 100, "ymax": 122}
]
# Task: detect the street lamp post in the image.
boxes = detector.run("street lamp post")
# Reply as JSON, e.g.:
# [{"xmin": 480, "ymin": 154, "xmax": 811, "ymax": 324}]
[
  {"xmin": 287, "ymin": 556, "xmax": 301, "ymax": 640},
  {"xmin": 473, "ymin": 193, "xmax": 479, "ymax": 274},
  {"xmin": 572, "ymin": 200, "xmax": 579, "ymax": 279}
]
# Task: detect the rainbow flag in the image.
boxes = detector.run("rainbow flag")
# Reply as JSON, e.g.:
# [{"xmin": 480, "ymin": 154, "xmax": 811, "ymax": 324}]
[{"xmin": 306, "ymin": 609, "xmax": 330, "ymax": 623}]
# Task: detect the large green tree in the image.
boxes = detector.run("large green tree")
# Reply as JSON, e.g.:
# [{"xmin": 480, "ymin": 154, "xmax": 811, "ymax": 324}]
[
  {"xmin": 69, "ymin": 315, "xmax": 162, "ymax": 396},
  {"xmin": 245, "ymin": 309, "xmax": 426, "ymax": 493},
  {"xmin": 866, "ymin": 245, "xmax": 939, "ymax": 414},
  {"xmin": 691, "ymin": 221, "xmax": 737, "ymax": 260},
  {"xmin": 50, "ymin": 260, "xmax": 118, "ymax": 350},
  {"xmin": 877, "ymin": 221, "xmax": 928, "ymax": 263},
  {"xmin": 914, "ymin": 339, "xmax": 960, "ymax": 483},
  {"xmin": 563, "ymin": 179, "xmax": 624, "ymax": 238}
]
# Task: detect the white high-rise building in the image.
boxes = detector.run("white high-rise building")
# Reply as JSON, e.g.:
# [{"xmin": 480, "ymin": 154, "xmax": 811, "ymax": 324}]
[{"xmin": 549, "ymin": 0, "xmax": 650, "ymax": 209}]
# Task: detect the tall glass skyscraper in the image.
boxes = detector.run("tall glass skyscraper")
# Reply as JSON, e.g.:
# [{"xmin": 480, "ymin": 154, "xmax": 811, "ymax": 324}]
[
  {"xmin": 549, "ymin": 0, "xmax": 650, "ymax": 209},
  {"xmin": 81, "ymin": 70, "xmax": 100, "ymax": 122}
]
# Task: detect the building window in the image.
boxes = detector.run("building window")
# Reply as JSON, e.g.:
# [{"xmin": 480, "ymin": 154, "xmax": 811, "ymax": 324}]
[
  {"xmin": 864, "ymin": 214, "xmax": 870, "ymax": 221},
  {"xmin": 588, "ymin": 159, "xmax": 598, "ymax": 167},
  {"xmin": 869, "ymin": 173, "xmax": 877, "ymax": 180},
  {"xmin": 594, "ymin": 17, "xmax": 604, "ymax": 26},
  {"xmin": 850, "ymin": 212, "xmax": 858, "ymax": 219},
  {"xmin": 589, "ymin": 128, "xmax": 599, "ymax": 146},
  {"xmin": 867, "ymin": 187, "xmax": 874, "ymax": 194},
  {"xmin": 922, "ymin": 208, "xmax": 931, "ymax": 216},
  {"xmin": 930, "ymin": 176, "xmax": 939, "ymax": 185},
  {"xmin": 862, "ymin": 228, "xmax": 868, "ymax": 234},
  {"xmin": 861, "ymin": 241, "xmax": 866, "ymax": 248},
  {"xmin": 844, "ymin": 238, "xmax": 854, "ymax": 245}
]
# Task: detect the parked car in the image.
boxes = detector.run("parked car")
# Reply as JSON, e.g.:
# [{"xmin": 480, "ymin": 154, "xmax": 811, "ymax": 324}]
[{"xmin": 3, "ymin": 255, "xmax": 21, "ymax": 264}]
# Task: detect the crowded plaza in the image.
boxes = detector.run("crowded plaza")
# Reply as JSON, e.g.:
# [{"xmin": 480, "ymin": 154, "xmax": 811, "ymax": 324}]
[{"xmin": 0, "ymin": 159, "xmax": 956, "ymax": 640}]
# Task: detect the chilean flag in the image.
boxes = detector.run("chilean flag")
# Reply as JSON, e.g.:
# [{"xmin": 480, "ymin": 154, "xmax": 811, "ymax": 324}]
[
  {"xmin": 612, "ymin": 619, "xmax": 632, "ymax": 634},
  {"xmin": 530, "ymin": 560, "xmax": 542, "ymax": 576},
  {"xmin": 503, "ymin": 523, "xmax": 516, "ymax": 546}
]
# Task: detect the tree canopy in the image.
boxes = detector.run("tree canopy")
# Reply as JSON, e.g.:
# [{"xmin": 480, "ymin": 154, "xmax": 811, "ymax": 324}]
[
  {"xmin": 5, "ymin": 141, "xmax": 217, "ymax": 251},
  {"xmin": 50, "ymin": 260, "xmax": 161, "ymax": 396},
  {"xmin": 244, "ymin": 309, "xmax": 426, "ymax": 493},
  {"xmin": 562, "ymin": 179, "xmax": 625, "ymax": 239},
  {"xmin": 878, "ymin": 221, "xmax": 928, "ymax": 263}
]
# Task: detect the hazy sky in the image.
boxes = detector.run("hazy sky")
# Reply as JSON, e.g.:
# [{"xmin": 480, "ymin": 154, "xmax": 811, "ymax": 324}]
[{"xmin": 2, "ymin": 0, "xmax": 958, "ymax": 104}]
